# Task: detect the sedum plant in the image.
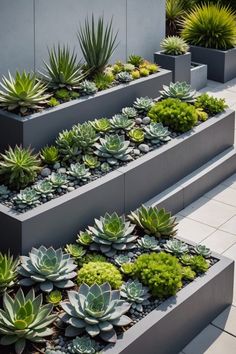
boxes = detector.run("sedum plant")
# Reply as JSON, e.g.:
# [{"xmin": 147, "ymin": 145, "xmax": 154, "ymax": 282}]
[
  {"xmin": 77, "ymin": 252, "xmax": 107, "ymax": 267},
  {"xmin": 111, "ymin": 114, "xmax": 134, "ymax": 130},
  {"xmin": 128, "ymin": 128, "xmax": 145, "ymax": 143},
  {"xmin": 0, "ymin": 288, "xmax": 56, "ymax": 354},
  {"xmin": 160, "ymin": 82, "xmax": 196, "ymax": 102},
  {"xmin": 79, "ymin": 80, "xmax": 97, "ymax": 95},
  {"xmin": 0, "ymin": 252, "xmax": 18, "ymax": 293},
  {"xmin": 161, "ymin": 36, "xmax": 189, "ymax": 55},
  {"xmin": 77, "ymin": 261, "xmax": 123, "ymax": 289},
  {"xmin": 83, "ymin": 154, "xmax": 100, "ymax": 169},
  {"xmin": 61, "ymin": 283, "xmax": 131, "ymax": 342},
  {"xmin": 122, "ymin": 107, "xmax": 137, "ymax": 118},
  {"xmin": 91, "ymin": 118, "xmax": 112, "ymax": 133},
  {"xmin": 181, "ymin": 3, "xmax": 236, "ymax": 50},
  {"xmin": 194, "ymin": 244, "xmax": 211, "ymax": 258},
  {"xmin": 68, "ymin": 163, "xmax": 91, "ymax": 181},
  {"xmin": 68, "ymin": 335, "xmax": 98, "ymax": 354},
  {"xmin": 18, "ymin": 246, "xmax": 77, "ymax": 292},
  {"xmin": 0, "ymin": 146, "xmax": 40, "ymax": 190},
  {"xmin": 137, "ymin": 235, "xmax": 160, "ymax": 251},
  {"xmin": 164, "ymin": 239, "xmax": 189, "ymax": 256},
  {"xmin": 144, "ymin": 123, "xmax": 171, "ymax": 144},
  {"xmin": 94, "ymin": 134, "xmax": 133, "ymax": 165},
  {"xmin": 42, "ymin": 45, "xmax": 87, "ymax": 89},
  {"xmin": 46, "ymin": 290, "xmax": 63, "ymax": 306},
  {"xmin": 133, "ymin": 97, "xmax": 154, "ymax": 114},
  {"xmin": 41, "ymin": 145, "xmax": 60, "ymax": 165},
  {"xmin": 0, "ymin": 71, "xmax": 50, "ymax": 114},
  {"xmin": 188, "ymin": 255, "xmax": 209, "ymax": 273},
  {"xmin": 73, "ymin": 122, "xmax": 98, "ymax": 151},
  {"xmin": 128, "ymin": 205, "xmax": 177, "ymax": 238},
  {"xmin": 195, "ymin": 93, "xmax": 227, "ymax": 116},
  {"xmin": 14, "ymin": 188, "xmax": 40, "ymax": 208},
  {"xmin": 120, "ymin": 279, "xmax": 150, "ymax": 312},
  {"xmin": 88, "ymin": 212, "xmax": 138, "ymax": 257}
]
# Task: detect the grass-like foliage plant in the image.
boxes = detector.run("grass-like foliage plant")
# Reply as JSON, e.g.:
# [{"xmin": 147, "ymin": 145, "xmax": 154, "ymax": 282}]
[{"xmin": 161, "ymin": 36, "xmax": 189, "ymax": 55}]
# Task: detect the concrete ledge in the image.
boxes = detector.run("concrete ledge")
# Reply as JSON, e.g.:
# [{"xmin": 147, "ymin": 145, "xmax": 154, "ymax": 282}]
[{"xmin": 191, "ymin": 62, "xmax": 207, "ymax": 91}]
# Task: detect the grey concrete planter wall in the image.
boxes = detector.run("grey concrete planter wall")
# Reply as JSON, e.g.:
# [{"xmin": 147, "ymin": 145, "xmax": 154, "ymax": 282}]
[
  {"xmin": 190, "ymin": 46, "xmax": 236, "ymax": 83},
  {"xmin": 191, "ymin": 62, "xmax": 207, "ymax": 91},
  {"xmin": 0, "ymin": 70, "xmax": 171, "ymax": 152},
  {"xmin": 0, "ymin": 109, "xmax": 234, "ymax": 255},
  {"xmin": 154, "ymin": 51, "xmax": 191, "ymax": 83},
  {"xmin": 103, "ymin": 247, "xmax": 234, "ymax": 354}
]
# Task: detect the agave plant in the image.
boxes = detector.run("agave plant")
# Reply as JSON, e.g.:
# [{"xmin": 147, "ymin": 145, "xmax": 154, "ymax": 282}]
[
  {"xmin": 56, "ymin": 129, "xmax": 79, "ymax": 161},
  {"xmin": 114, "ymin": 254, "xmax": 131, "ymax": 266},
  {"xmin": 0, "ymin": 146, "xmax": 41, "ymax": 190},
  {"xmin": 34, "ymin": 180, "xmax": 55, "ymax": 198},
  {"xmin": 18, "ymin": 246, "xmax": 77, "ymax": 292},
  {"xmin": 128, "ymin": 54, "xmax": 144, "ymax": 67},
  {"xmin": 48, "ymin": 172, "xmax": 68, "ymax": 189},
  {"xmin": 111, "ymin": 114, "xmax": 134, "ymax": 130},
  {"xmin": 116, "ymin": 71, "xmax": 133, "ymax": 83},
  {"xmin": 67, "ymin": 163, "xmax": 91, "ymax": 181},
  {"xmin": 73, "ymin": 123, "xmax": 98, "ymax": 151},
  {"xmin": 0, "ymin": 71, "xmax": 50, "ymax": 114},
  {"xmin": 0, "ymin": 288, "xmax": 56, "ymax": 354},
  {"xmin": 133, "ymin": 97, "xmax": 154, "ymax": 114},
  {"xmin": 0, "ymin": 252, "xmax": 18, "ymax": 293},
  {"xmin": 14, "ymin": 188, "xmax": 40, "ymax": 208},
  {"xmin": 78, "ymin": 15, "xmax": 118, "ymax": 75},
  {"xmin": 79, "ymin": 80, "xmax": 97, "ymax": 95},
  {"xmin": 144, "ymin": 123, "xmax": 171, "ymax": 144},
  {"xmin": 137, "ymin": 235, "xmax": 160, "ymax": 251},
  {"xmin": 128, "ymin": 128, "xmax": 145, "ymax": 143},
  {"xmin": 194, "ymin": 244, "xmax": 211, "ymax": 258},
  {"xmin": 164, "ymin": 239, "xmax": 189, "ymax": 256},
  {"xmin": 42, "ymin": 45, "xmax": 87, "ymax": 89},
  {"xmin": 120, "ymin": 279, "xmax": 150, "ymax": 312},
  {"xmin": 122, "ymin": 107, "xmax": 137, "ymax": 118},
  {"xmin": 46, "ymin": 290, "xmax": 63, "ymax": 306},
  {"xmin": 77, "ymin": 231, "xmax": 93, "ymax": 246},
  {"xmin": 91, "ymin": 118, "xmax": 112, "ymax": 133},
  {"xmin": 65, "ymin": 244, "xmax": 86, "ymax": 259},
  {"xmin": 88, "ymin": 212, "xmax": 138, "ymax": 257},
  {"xmin": 94, "ymin": 135, "xmax": 133, "ymax": 165},
  {"xmin": 160, "ymin": 82, "xmax": 196, "ymax": 102},
  {"xmin": 61, "ymin": 283, "xmax": 131, "ymax": 342},
  {"xmin": 83, "ymin": 154, "xmax": 100, "ymax": 169},
  {"xmin": 68, "ymin": 335, "xmax": 98, "ymax": 354},
  {"xmin": 0, "ymin": 184, "xmax": 10, "ymax": 199},
  {"xmin": 161, "ymin": 36, "xmax": 189, "ymax": 55},
  {"xmin": 128, "ymin": 205, "xmax": 177, "ymax": 238}
]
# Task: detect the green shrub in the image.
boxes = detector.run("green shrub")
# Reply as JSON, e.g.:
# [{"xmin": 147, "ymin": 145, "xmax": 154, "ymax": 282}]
[
  {"xmin": 133, "ymin": 252, "xmax": 183, "ymax": 298},
  {"xmin": 148, "ymin": 98, "xmax": 198, "ymax": 133},
  {"xmin": 195, "ymin": 93, "xmax": 227, "ymax": 116},
  {"xmin": 77, "ymin": 261, "xmax": 123, "ymax": 289},
  {"xmin": 161, "ymin": 36, "xmax": 189, "ymax": 55},
  {"xmin": 181, "ymin": 3, "xmax": 236, "ymax": 50}
]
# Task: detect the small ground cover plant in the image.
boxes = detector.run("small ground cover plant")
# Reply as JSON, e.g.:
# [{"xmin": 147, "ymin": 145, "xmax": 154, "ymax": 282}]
[{"xmin": 0, "ymin": 204, "xmax": 215, "ymax": 354}]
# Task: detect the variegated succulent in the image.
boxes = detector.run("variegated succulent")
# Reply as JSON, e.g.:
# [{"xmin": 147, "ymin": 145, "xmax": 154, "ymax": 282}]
[
  {"xmin": 65, "ymin": 244, "xmax": 86, "ymax": 259},
  {"xmin": 116, "ymin": 71, "xmax": 132, "ymax": 83},
  {"xmin": 91, "ymin": 118, "xmax": 112, "ymax": 133},
  {"xmin": 77, "ymin": 231, "xmax": 93, "ymax": 246}
]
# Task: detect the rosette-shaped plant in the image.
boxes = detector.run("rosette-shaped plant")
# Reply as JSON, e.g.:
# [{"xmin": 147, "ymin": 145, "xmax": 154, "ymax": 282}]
[
  {"xmin": 137, "ymin": 235, "xmax": 160, "ymax": 251},
  {"xmin": 0, "ymin": 252, "xmax": 18, "ymax": 293},
  {"xmin": 133, "ymin": 97, "xmax": 154, "ymax": 114},
  {"xmin": 48, "ymin": 173, "xmax": 68, "ymax": 189},
  {"xmin": 144, "ymin": 123, "xmax": 171, "ymax": 144},
  {"xmin": 68, "ymin": 163, "xmax": 91, "ymax": 181},
  {"xmin": 114, "ymin": 254, "xmax": 131, "ymax": 266},
  {"xmin": 88, "ymin": 212, "xmax": 137, "ymax": 257},
  {"xmin": 73, "ymin": 123, "xmax": 98, "ymax": 151},
  {"xmin": 111, "ymin": 114, "xmax": 134, "ymax": 130},
  {"xmin": 122, "ymin": 107, "xmax": 137, "ymax": 119},
  {"xmin": 83, "ymin": 155, "xmax": 100, "ymax": 169},
  {"xmin": 56, "ymin": 129, "xmax": 79, "ymax": 161},
  {"xmin": 0, "ymin": 288, "xmax": 56, "ymax": 354},
  {"xmin": 68, "ymin": 335, "xmax": 98, "ymax": 354},
  {"xmin": 91, "ymin": 118, "xmax": 112, "ymax": 133},
  {"xmin": 0, "ymin": 184, "xmax": 10, "ymax": 199},
  {"xmin": 120, "ymin": 279, "xmax": 150, "ymax": 312},
  {"xmin": 34, "ymin": 180, "xmax": 55, "ymax": 198},
  {"xmin": 116, "ymin": 71, "xmax": 132, "ymax": 83},
  {"xmin": 77, "ymin": 231, "xmax": 93, "ymax": 246},
  {"xmin": 164, "ymin": 239, "xmax": 189, "ymax": 256},
  {"xmin": 94, "ymin": 135, "xmax": 133, "ymax": 165},
  {"xmin": 128, "ymin": 205, "xmax": 177, "ymax": 238},
  {"xmin": 61, "ymin": 283, "xmax": 131, "ymax": 342},
  {"xmin": 18, "ymin": 246, "xmax": 77, "ymax": 292},
  {"xmin": 79, "ymin": 80, "xmax": 97, "ymax": 95},
  {"xmin": 194, "ymin": 244, "xmax": 211, "ymax": 258},
  {"xmin": 160, "ymin": 36, "xmax": 189, "ymax": 55},
  {"xmin": 160, "ymin": 82, "xmax": 195, "ymax": 102},
  {"xmin": 14, "ymin": 188, "xmax": 40, "ymax": 208},
  {"xmin": 128, "ymin": 128, "xmax": 145, "ymax": 143},
  {"xmin": 65, "ymin": 244, "xmax": 86, "ymax": 259}
]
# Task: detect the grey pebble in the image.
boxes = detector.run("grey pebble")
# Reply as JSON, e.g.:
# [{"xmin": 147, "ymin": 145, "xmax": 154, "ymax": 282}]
[
  {"xmin": 135, "ymin": 117, "xmax": 142, "ymax": 125},
  {"xmin": 53, "ymin": 162, "xmax": 61, "ymax": 170},
  {"xmin": 41, "ymin": 168, "xmax": 52, "ymax": 177},
  {"xmin": 58, "ymin": 168, "xmax": 67, "ymax": 174},
  {"xmin": 68, "ymin": 186, "xmax": 75, "ymax": 192},
  {"xmin": 142, "ymin": 116, "xmax": 151, "ymax": 124},
  {"xmin": 133, "ymin": 149, "xmax": 141, "ymax": 156},
  {"xmin": 138, "ymin": 144, "xmax": 150, "ymax": 153}
]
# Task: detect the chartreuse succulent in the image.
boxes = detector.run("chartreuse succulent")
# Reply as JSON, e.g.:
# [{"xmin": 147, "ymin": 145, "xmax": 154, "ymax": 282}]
[
  {"xmin": 61, "ymin": 283, "xmax": 131, "ymax": 342},
  {"xmin": 14, "ymin": 188, "xmax": 40, "ymax": 208},
  {"xmin": 114, "ymin": 254, "xmax": 131, "ymax": 266},
  {"xmin": 133, "ymin": 97, "xmax": 154, "ymax": 114},
  {"xmin": 68, "ymin": 163, "xmax": 91, "ymax": 181},
  {"xmin": 68, "ymin": 335, "xmax": 98, "ymax": 354},
  {"xmin": 56, "ymin": 129, "xmax": 79, "ymax": 161},
  {"xmin": 0, "ymin": 252, "xmax": 18, "ymax": 293},
  {"xmin": 18, "ymin": 246, "xmax": 77, "ymax": 292},
  {"xmin": 34, "ymin": 180, "xmax": 55, "ymax": 198},
  {"xmin": 0, "ymin": 184, "xmax": 10, "ymax": 199},
  {"xmin": 94, "ymin": 135, "xmax": 133, "ymax": 165},
  {"xmin": 161, "ymin": 36, "xmax": 189, "ymax": 55},
  {"xmin": 128, "ymin": 205, "xmax": 177, "ymax": 238},
  {"xmin": 194, "ymin": 245, "xmax": 211, "ymax": 258},
  {"xmin": 0, "ymin": 288, "xmax": 56, "ymax": 354},
  {"xmin": 160, "ymin": 82, "xmax": 196, "ymax": 102},
  {"xmin": 79, "ymin": 80, "xmax": 97, "ymax": 95},
  {"xmin": 139, "ymin": 68, "xmax": 149, "ymax": 77},
  {"xmin": 137, "ymin": 235, "xmax": 160, "ymax": 251},
  {"xmin": 41, "ymin": 145, "xmax": 60, "ymax": 165},
  {"xmin": 77, "ymin": 253, "xmax": 107, "ymax": 267},
  {"xmin": 144, "ymin": 123, "xmax": 171, "ymax": 144},
  {"xmin": 111, "ymin": 114, "xmax": 134, "ymax": 130},
  {"xmin": 182, "ymin": 266, "xmax": 196, "ymax": 281},
  {"xmin": 123, "ymin": 63, "xmax": 135, "ymax": 72},
  {"xmin": 91, "ymin": 118, "xmax": 112, "ymax": 133},
  {"xmin": 83, "ymin": 155, "xmax": 100, "ymax": 169},
  {"xmin": 164, "ymin": 239, "xmax": 189, "ymax": 256},
  {"xmin": 195, "ymin": 93, "xmax": 227, "ymax": 116},
  {"xmin": 128, "ymin": 128, "xmax": 145, "ymax": 143},
  {"xmin": 48, "ymin": 173, "xmax": 68, "ymax": 189},
  {"xmin": 0, "ymin": 146, "xmax": 41, "ymax": 190},
  {"xmin": 65, "ymin": 244, "xmax": 86, "ymax": 259},
  {"xmin": 180, "ymin": 254, "xmax": 209, "ymax": 273},
  {"xmin": 88, "ymin": 212, "xmax": 138, "ymax": 257},
  {"xmin": 77, "ymin": 231, "xmax": 93, "ymax": 246},
  {"xmin": 0, "ymin": 71, "xmax": 50, "ymax": 114},
  {"xmin": 73, "ymin": 123, "xmax": 98, "ymax": 151},
  {"xmin": 77, "ymin": 261, "xmax": 123, "ymax": 289},
  {"xmin": 120, "ymin": 279, "xmax": 150, "ymax": 312},
  {"xmin": 46, "ymin": 290, "xmax": 63, "ymax": 306},
  {"xmin": 131, "ymin": 70, "xmax": 141, "ymax": 80},
  {"xmin": 122, "ymin": 107, "xmax": 137, "ymax": 118}
]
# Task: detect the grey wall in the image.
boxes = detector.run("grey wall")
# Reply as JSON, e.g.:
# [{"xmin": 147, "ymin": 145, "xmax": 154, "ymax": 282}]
[{"xmin": 0, "ymin": 0, "xmax": 165, "ymax": 77}]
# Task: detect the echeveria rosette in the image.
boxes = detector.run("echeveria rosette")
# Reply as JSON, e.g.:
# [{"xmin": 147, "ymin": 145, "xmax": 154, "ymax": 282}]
[
  {"xmin": 18, "ymin": 246, "xmax": 77, "ymax": 292},
  {"xmin": 61, "ymin": 283, "xmax": 132, "ymax": 343},
  {"xmin": 120, "ymin": 279, "xmax": 150, "ymax": 312},
  {"xmin": 88, "ymin": 212, "xmax": 138, "ymax": 257},
  {"xmin": 68, "ymin": 335, "xmax": 98, "ymax": 353}
]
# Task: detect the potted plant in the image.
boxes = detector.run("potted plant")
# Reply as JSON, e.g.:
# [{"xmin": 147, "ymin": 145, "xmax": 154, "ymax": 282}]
[
  {"xmin": 181, "ymin": 3, "xmax": 236, "ymax": 83},
  {"xmin": 154, "ymin": 36, "xmax": 191, "ymax": 83}
]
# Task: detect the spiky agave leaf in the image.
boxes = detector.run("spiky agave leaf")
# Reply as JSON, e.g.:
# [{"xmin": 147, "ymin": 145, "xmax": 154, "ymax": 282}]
[{"xmin": 0, "ymin": 251, "xmax": 18, "ymax": 293}]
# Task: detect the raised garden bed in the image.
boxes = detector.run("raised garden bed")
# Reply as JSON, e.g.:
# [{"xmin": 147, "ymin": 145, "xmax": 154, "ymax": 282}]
[
  {"xmin": 191, "ymin": 62, "xmax": 207, "ymax": 91},
  {"xmin": 0, "ymin": 70, "xmax": 171, "ymax": 152}
]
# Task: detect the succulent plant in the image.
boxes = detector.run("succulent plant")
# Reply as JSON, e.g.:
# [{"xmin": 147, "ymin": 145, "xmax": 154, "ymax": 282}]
[
  {"xmin": 46, "ymin": 290, "xmax": 63, "ymax": 306},
  {"xmin": 56, "ymin": 129, "xmax": 79, "ymax": 161},
  {"xmin": 128, "ymin": 54, "xmax": 144, "ymax": 67},
  {"xmin": 131, "ymin": 70, "xmax": 141, "ymax": 80},
  {"xmin": 0, "ymin": 252, "xmax": 18, "ymax": 293},
  {"xmin": 194, "ymin": 245, "xmax": 212, "ymax": 258},
  {"xmin": 73, "ymin": 123, "xmax": 98, "ymax": 151},
  {"xmin": 0, "ymin": 184, "xmax": 10, "ymax": 199},
  {"xmin": 160, "ymin": 82, "xmax": 196, "ymax": 102},
  {"xmin": 94, "ymin": 135, "xmax": 133, "ymax": 165},
  {"xmin": 34, "ymin": 180, "xmax": 55, "ymax": 198},
  {"xmin": 65, "ymin": 244, "xmax": 86, "ymax": 259},
  {"xmin": 111, "ymin": 114, "xmax": 135, "ymax": 130},
  {"xmin": 14, "ymin": 188, "xmax": 40, "ymax": 208},
  {"xmin": 48, "ymin": 172, "xmax": 68, "ymax": 189},
  {"xmin": 146, "ymin": 63, "xmax": 159, "ymax": 74},
  {"xmin": 133, "ymin": 97, "xmax": 154, "ymax": 114},
  {"xmin": 18, "ymin": 246, "xmax": 77, "ymax": 292},
  {"xmin": 120, "ymin": 279, "xmax": 150, "ymax": 312},
  {"xmin": 41, "ymin": 145, "xmax": 60, "ymax": 165},
  {"xmin": 83, "ymin": 154, "xmax": 100, "ymax": 169},
  {"xmin": 120, "ymin": 262, "xmax": 135, "ymax": 275},
  {"xmin": 180, "ymin": 254, "xmax": 193, "ymax": 266},
  {"xmin": 189, "ymin": 255, "xmax": 209, "ymax": 273},
  {"xmin": 0, "ymin": 146, "xmax": 41, "ymax": 190},
  {"xmin": 116, "ymin": 71, "xmax": 133, "ymax": 83},
  {"xmin": 114, "ymin": 254, "xmax": 131, "ymax": 266},
  {"xmin": 88, "ymin": 212, "xmax": 138, "ymax": 257},
  {"xmin": 79, "ymin": 80, "xmax": 97, "ymax": 95},
  {"xmin": 128, "ymin": 205, "xmax": 177, "ymax": 238},
  {"xmin": 128, "ymin": 128, "xmax": 145, "ymax": 143},
  {"xmin": 61, "ymin": 283, "xmax": 131, "ymax": 342},
  {"xmin": 137, "ymin": 235, "xmax": 160, "ymax": 251},
  {"xmin": 123, "ymin": 63, "xmax": 135, "ymax": 72},
  {"xmin": 139, "ymin": 68, "xmax": 149, "ymax": 77},
  {"xmin": 161, "ymin": 36, "xmax": 189, "ymax": 55},
  {"xmin": 195, "ymin": 93, "xmax": 227, "ymax": 116},
  {"xmin": 68, "ymin": 335, "xmax": 98, "ymax": 354},
  {"xmin": 196, "ymin": 108, "xmax": 208, "ymax": 122},
  {"xmin": 94, "ymin": 72, "xmax": 114, "ymax": 91},
  {"xmin": 78, "ymin": 253, "xmax": 107, "ymax": 267},
  {"xmin": 121, "ymin": 107, "xmax": 137, "ymax": 118},
  {"xmin": 55, "ymin": 88, "xmax": 71, "ymax": 102},
  {"xmin": 68, "ymin": 163, "xmax": 91, "ymax": 181},
  {"xmin": 164, "ymin": 239, "xmax": 189, "ymax": 256},
  {"xmin": 48, "ymin": 97, "xmax": 60, "ymax": 107},
  {"xmin": 144, "ymin": 123, "xmax": 171, "ymax": 144},
  {"xmin": 100, "ymin": 162, "xmax": 111, "ymax": 173},
  {"xmin": 91, "ymin": 118, "xmax": 112, "ymax": 133},
  {"xmin": 182, "ymin": 266, "xmax": 196, "ymax": 281},
  {"xmin": 0, "ymin": 288, "xmax": 56, "ymax": 354},
  {"xmin": 77, "ymin": 231, "xmax": 93, "ymax": 246},
  {"xmin": 0, "ymin": 71, "xmax": 50, "ymax": 114}
]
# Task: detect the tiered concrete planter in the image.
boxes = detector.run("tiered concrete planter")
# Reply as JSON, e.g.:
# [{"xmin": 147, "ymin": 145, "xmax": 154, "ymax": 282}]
[
  {"xmin": 0, "ymin": 109, "xmax": 234, "ymax": 255},
  {"xmin": 190, "ymin": 46, "xmax": 236, "ymax": 83},
  {"xmin": 0, "ymin": 70, "xmax": 172, "ymax": 152},
  {"xmin": 191, "ymin": 62, "xmax": 207, "ymax": 91}
]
